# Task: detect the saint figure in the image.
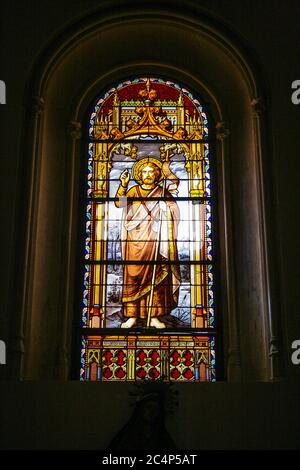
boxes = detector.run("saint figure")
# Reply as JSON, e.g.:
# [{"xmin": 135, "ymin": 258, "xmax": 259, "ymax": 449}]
[{"xmin": 115, "ymin": 158, "xmax": 180, "ymax": 328}]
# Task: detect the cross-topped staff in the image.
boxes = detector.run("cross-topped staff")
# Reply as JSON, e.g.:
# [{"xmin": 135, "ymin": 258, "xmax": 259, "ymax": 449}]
[
  {"xmin": 146, "ymin": 174, "xmax": 167, "ymax": 328},
  {"xmin": 146, "ymin": 146, "xmax": 178, "ymax": 328}
]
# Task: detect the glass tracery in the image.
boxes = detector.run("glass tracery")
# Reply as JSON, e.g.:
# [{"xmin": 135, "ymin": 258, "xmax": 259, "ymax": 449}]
[{"xmin": 80, "ymin": 77, "xmax": 217, "ymax": 382}]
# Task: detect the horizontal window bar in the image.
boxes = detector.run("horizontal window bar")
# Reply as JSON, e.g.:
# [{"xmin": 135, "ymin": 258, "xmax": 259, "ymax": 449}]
[
  {"xmin": 80, "ymin": 328, "xmax": 218, "ymax": 335},
  {"xmin": 87, "ymin": 158, "xmax": 212, "ymax": 163},
  {"xmin": 82, "ymin": 260, "xmax": 214, "ymax": 265},
  {"xmin": 86, "ymin": 138, "xmax": 214, "ymax": 144},
  {"xmin": 85, "ymin": 196, "xmax": 214, "ymax": 202}
]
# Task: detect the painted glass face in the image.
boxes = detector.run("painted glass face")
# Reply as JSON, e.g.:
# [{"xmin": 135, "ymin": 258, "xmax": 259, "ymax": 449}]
[
  {"xmin": 80, "ymin": 77, "xmax": 217, "ymax": 382},
  {"xmin": 141, "ymin": 165, "xmax": 157, "ymax": 185}
]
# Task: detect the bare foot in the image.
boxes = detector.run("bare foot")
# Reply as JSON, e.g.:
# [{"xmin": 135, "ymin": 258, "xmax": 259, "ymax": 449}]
[
  {"xmin": 150, "ymin": 317, "xmax": 166, "ymax": 328},
  {"xmin": 121, "ymin": 317, "xmax": 137, "ymax": 328}
]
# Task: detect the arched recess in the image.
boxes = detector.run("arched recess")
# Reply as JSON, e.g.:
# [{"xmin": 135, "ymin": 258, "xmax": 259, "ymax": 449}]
[{"xmin": 9, "ymin": 3, "xmax": 281, "ymax": 381}]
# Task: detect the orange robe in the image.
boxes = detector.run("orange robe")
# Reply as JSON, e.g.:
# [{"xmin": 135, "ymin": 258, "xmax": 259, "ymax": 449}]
[{"xmin": 115, "ymin": 184, "xmax": 180, "ymax": 319}]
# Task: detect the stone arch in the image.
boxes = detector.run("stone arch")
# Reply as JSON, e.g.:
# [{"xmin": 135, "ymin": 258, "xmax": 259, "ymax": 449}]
[{"xmin": 10, "ymin": 2, "xmax": 281, "ymax": 381}]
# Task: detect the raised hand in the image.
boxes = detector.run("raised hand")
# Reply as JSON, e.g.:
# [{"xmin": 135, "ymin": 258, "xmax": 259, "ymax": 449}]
[{"xmin": 120, "ymin": 169, "xmax": 130, "ymax": 187}]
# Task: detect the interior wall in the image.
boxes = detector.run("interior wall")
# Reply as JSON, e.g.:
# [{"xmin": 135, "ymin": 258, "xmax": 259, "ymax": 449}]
[
  {"xmin": 1, "ymin": 0, "xmax": 300, "ymax": 450},
  {"xmin": 1, "ymin": 382, "xmax": 300, "ymax": 450},
  {"xmin": 15, "ymin": 12, "xmax": 270, "ymax": 381}
]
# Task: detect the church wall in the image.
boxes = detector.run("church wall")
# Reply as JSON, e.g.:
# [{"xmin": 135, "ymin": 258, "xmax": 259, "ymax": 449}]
[
  {"xmin": 0, "ymin": 0, "xmax": 299, "ymax": 449},
  {"xmin": 13, "ymin": 5, "xmax": 272, "ymax": 381},
  {"xmin": 1, "ymin": 382, "xmax": 299, "ymax": 449}
]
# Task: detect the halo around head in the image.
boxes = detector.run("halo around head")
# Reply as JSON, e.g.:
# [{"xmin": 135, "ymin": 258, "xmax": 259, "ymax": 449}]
[{"xmin": 132, "ymin": 157, "xmax": 163, "ymax": 184}]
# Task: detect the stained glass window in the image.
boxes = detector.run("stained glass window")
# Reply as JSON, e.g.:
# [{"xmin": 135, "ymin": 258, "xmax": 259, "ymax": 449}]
[{"xmin": 79, "ymin": 77, "xmax": 218, "ymax": 382}]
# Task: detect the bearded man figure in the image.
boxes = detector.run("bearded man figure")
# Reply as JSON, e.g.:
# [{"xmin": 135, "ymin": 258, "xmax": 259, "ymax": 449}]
[{"xmin": 114, "ymin": 158, "xmax": 181, "ymax": 328}]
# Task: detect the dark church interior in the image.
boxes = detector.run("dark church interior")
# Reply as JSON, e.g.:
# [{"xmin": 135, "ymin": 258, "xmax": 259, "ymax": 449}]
[{"xmin": 0, "ymin": 0, "xmax": 300, "ymax": 453}]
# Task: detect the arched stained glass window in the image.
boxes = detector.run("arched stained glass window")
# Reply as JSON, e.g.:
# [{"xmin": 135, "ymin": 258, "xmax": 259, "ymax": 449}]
[{"xmin": 79, "ymin": 77, "xmax": 218, "ymax": 382}]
